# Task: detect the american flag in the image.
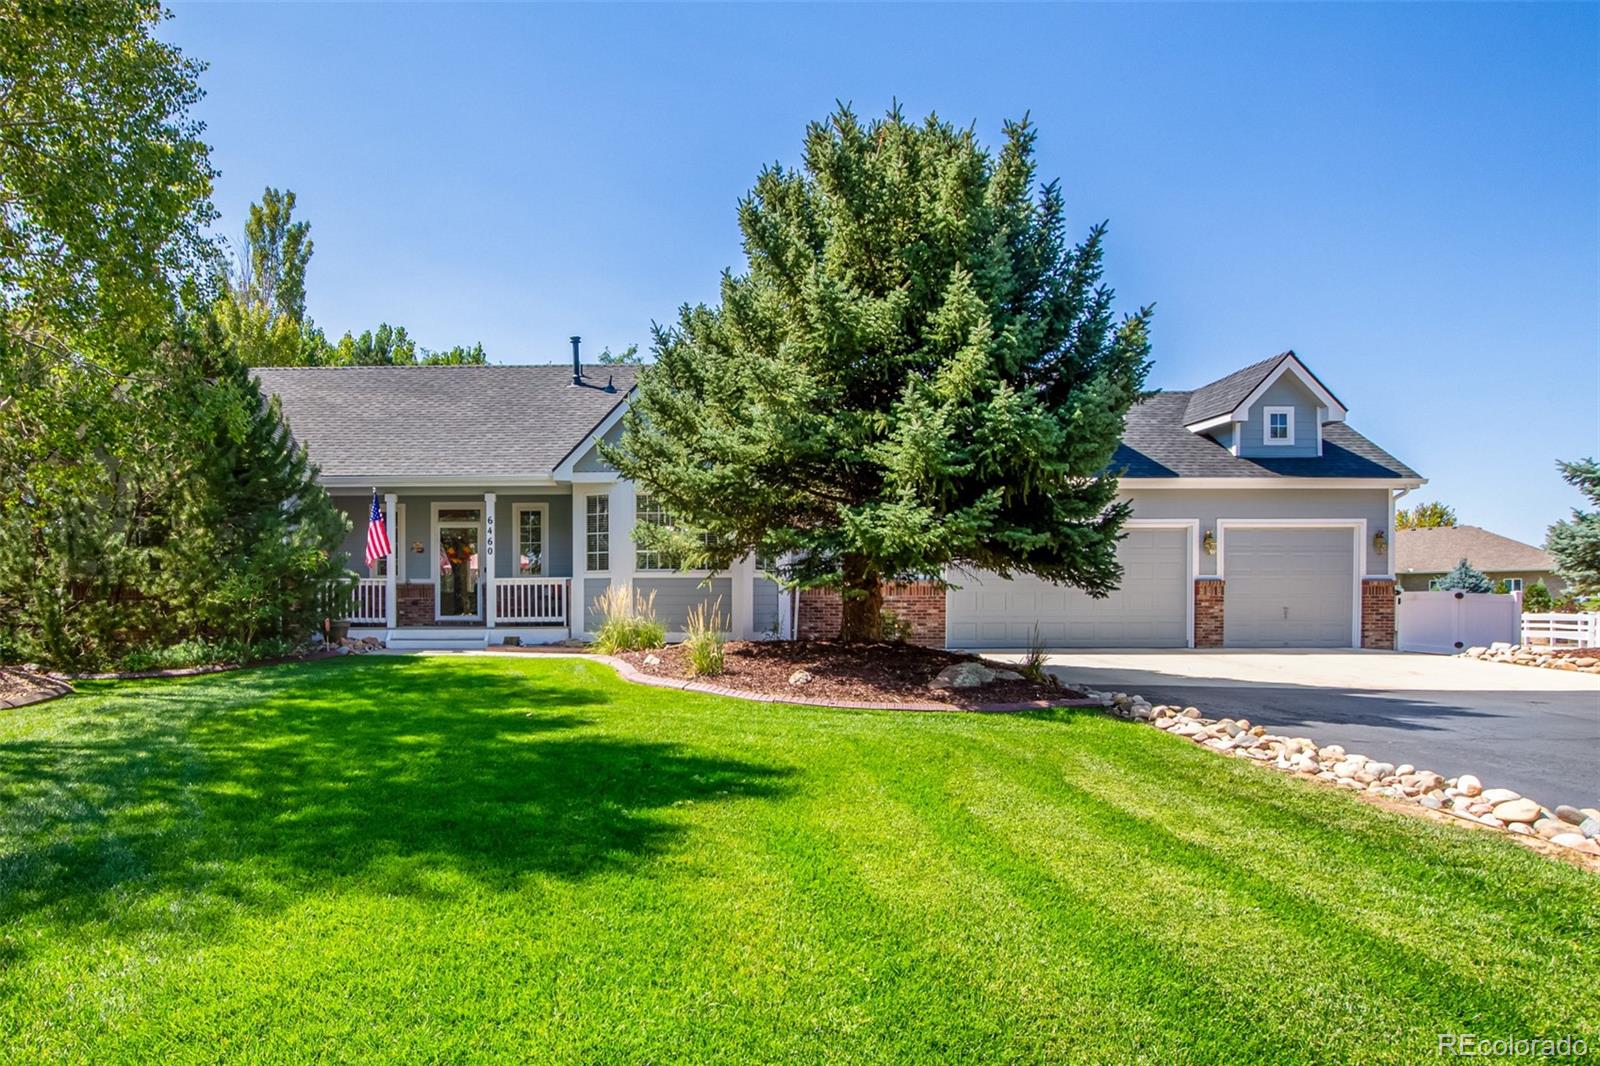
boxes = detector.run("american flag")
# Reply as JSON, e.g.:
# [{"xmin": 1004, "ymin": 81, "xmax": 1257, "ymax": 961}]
[{"xmin": 365, "ymin": 492, "xmax": 392, "ymax": 568}]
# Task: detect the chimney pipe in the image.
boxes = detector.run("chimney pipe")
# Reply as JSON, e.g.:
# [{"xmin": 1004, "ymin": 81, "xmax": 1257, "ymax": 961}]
[{"xmin": 570, "ymin": 336, "xmax": 582, "ymax": 385}]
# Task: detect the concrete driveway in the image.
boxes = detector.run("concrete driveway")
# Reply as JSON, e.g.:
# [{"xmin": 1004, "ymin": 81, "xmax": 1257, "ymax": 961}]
[{"xmin": 994, "ymin": 650, "xmax": 1600, "ymax": 809}]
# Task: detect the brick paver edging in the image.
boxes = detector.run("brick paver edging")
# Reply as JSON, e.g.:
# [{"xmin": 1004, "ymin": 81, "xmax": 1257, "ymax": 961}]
[
  {"xmin": 6, "ymin": 647, "xmax": 1097, "ymax": 716},
  {"xmin": 467, "ymin": 647, "xmax": 1100, "ymax": 714},
  {"xmin": 0, "ymin": 671, "xmax": 74, "ymax": 710}
]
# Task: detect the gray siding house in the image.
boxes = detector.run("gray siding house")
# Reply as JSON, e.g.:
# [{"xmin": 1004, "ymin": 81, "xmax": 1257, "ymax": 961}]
[{"xmin": 256, "ymin": 348, "xmax": 1423, "ymax": 651}]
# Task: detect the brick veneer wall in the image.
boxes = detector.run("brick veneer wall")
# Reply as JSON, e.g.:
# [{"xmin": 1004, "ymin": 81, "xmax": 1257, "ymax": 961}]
[
  {"xmin": 797, "ymin": 582, "xmax": 946, "ymax": 647},
  {"xmin": 396, "ymin": 583, "xmax": 433, "ymax": 627},
  {"xmin": 1194, "ymin": 578, "xmax": 1225, "ymax": 647},
  {"xmin": 1361, "ymin": 578, "xmax": 1397, "ymax": 650}
]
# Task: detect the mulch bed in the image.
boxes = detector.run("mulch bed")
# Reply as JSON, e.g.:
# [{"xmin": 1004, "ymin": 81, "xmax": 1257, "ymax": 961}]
[
  {"xmin": 0, "ymin": 668, "xmax": 74, "ymax": 709},
  {"xmin": 617, "ymin": 640, "xmax": 1084, "ymax": 710},
  {"xmin": 1540, "ymin": 646, "xmax": 1600, "ymax": 660}
]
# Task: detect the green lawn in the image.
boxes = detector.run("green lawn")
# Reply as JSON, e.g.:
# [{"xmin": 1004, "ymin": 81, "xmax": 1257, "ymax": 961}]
[{"xmin": 0, "ymin": 656, "xmax": 1595, "ymax": 1063}]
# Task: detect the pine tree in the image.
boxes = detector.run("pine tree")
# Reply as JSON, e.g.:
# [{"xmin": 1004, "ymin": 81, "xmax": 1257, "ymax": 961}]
[
  {"xmin": 607, "ymin": 107, "xmax": 1151, "ymax": 640},
  {"xmin": 1435, "ymin": 558, "xmax": 1494, "ymax": 594},
  {"xmin": 1547, "ymin": 458, "xmax": 1600, "ymax": 596},
  {"xmin": 156, "ymin": 324, "xmax": 352, "ymax": 646}
]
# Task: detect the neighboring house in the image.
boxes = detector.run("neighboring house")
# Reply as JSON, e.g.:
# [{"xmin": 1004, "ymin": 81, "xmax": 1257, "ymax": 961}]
[
  {"xmin": 1394, "ymin": 526, "xmax": 1564, "ymax": 596},
  {"xmin": 256, "ymin": 347, "xmax": 1423, "ymax": 652}
]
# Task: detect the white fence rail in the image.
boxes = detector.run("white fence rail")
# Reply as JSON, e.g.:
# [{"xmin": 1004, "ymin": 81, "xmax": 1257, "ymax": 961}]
[
  {"xmin": 345, "ymin": 578, "xmax": 387, "ymax": 624},
  {"xmin": 1520, "ymin": 612, "xmax": 1600, "ymax": 648},
  {"xmin": 497, "ymin": 577, "xmax": 568, "ymax": 624},
  {"xmin": 1396, "ymin": 589, "xmax": 1520, "ymax": 654}
]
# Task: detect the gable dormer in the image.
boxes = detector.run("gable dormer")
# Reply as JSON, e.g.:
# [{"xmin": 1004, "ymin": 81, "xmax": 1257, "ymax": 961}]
[{"xmin": 1182, "ymin": 351, "xmax": 1346, "ymax": 459}]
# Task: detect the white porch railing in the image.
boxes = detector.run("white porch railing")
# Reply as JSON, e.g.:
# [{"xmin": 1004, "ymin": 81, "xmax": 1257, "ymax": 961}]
[
  {"xmin": 1521, "ymin": 611, "xmax": 1600, "ymax": 648},
  {"xmin": 346, "ymin": 578, "xmax": 387, "ymax": 624},
  {"xmin": 497, "ymin": 577, "xmax": 568, "ymax": 624}
]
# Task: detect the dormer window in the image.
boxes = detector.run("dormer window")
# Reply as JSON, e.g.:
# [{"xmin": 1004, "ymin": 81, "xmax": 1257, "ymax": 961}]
[{"xmin": 1265, "ymin": 406, "xmax": 1294, "ymax": 445}]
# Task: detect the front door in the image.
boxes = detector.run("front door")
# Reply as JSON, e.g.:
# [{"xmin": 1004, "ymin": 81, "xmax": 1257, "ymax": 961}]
[{"xmin": 435, "ymin": 506, "xmax": 482, "ymax": 620}]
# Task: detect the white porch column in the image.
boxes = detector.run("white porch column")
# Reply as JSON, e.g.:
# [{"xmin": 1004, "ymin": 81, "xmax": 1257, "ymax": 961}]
[
  {"xmin": 384, "ymin": 493, "xmax": 398, "ymax": 631},
  {"xmin": 483, "ymin": 492, "xmax": 497, "ymax": 632},
  {"xmin": 571, "ymin": 483, "xmax": 587, "ymax": 638},
  {"xmin": 730, "ymin": 553, "xmax": 756, "ymax": 639},
  {"xmin": 610, "ymin": 479, "xmax": 636, "ymax": 611}
]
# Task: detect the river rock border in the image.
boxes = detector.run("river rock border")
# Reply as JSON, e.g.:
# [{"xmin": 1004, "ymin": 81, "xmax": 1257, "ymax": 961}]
[
  {"xmin": 1086, "ymin": 687, "xmax": 1600, "ymax": 861},
  {"xmin": 1460, "ymin": 643, "xmax": 1600, "ymax": 673}
]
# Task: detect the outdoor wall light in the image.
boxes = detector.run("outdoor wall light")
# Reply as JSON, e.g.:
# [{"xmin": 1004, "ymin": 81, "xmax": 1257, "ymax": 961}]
[
  {"xmin": 1202, "ymin": 529, "xmax": 1217, "ymax": 556},
  {"xmin": 1373, "ymin": 530, "xmax": 1387, "ymax": 556},
  {"xmin": 410, "ymin": 541, "xmax": 425, "ymax": 554}
]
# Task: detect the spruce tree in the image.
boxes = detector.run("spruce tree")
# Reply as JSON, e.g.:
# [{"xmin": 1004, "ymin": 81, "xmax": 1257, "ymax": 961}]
[
  {"xmin": 607, "ymin": 107, "xmax": 1151, "ymax": 640},
  {"xmin": 1547, "ymin": 458, "xmax": 1600, "ymax": 596},
  {"xmin": 155, "ymin": 320, "xmax": 352, "ymax": 647},
  {"xmin": 1436, "ymin": 558, "xmax": 1494, "ymax": 594}
]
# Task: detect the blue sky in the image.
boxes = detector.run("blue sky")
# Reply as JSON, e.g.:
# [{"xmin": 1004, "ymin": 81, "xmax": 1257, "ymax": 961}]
[{"xmin": 162, "ymin": 3, "xmax": 1597, "ymax": 545}]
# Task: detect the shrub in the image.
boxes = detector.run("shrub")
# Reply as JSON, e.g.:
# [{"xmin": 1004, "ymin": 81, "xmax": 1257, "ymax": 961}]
[
  {"xmin": 879, "ymin": 608, "xmax": 912, "ymax": 644},
  {"xmin": 683, "ymin": 598, "xmax": 727, "ymax": 677},
  {"xmin": 116, "ymin": 637, "xmax": 301, "ymax": 673},
  {"xmin": 1523, "ymin": 580, "xmax": 1553, "ymax": 613},
  {"xmin": 1018, "ymin": 623, "xmax": 1055, "ymax": 685},
  {"xmin": 591, "ymin": 586, "xmax": 665, "ymax": 654}
]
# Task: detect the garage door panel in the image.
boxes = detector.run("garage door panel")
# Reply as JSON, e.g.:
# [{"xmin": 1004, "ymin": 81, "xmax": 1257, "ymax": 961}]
[
  {"xmin": 1223, "ymin": 528, "xmax": 1354, "ymax": 648},
  {"xmin": 949, "ymin": 529, "xmax": 1190, "ymax": 649}
]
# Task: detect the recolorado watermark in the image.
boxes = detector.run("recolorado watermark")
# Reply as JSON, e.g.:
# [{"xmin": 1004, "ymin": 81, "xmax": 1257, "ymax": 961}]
[{"xmin": 1438, "ymin": 1033, "xmax": 1590, "ymax": 1058}]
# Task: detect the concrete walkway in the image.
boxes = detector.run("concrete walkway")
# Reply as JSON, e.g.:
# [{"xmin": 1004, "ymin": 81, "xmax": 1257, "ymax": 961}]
[{"xmin": 989, "ymin": 650, "xmax": 1600, "ymax": 809}]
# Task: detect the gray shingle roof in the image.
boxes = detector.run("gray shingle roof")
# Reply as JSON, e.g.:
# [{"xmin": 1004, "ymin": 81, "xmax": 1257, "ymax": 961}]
[
  {"xmin": 1394, "ymin": 526, "xmax": 1555, "ymax": 575},
  {"xmin": 1181, "ymin": 350, "xmax": 1347, "ymax": 426},
  {"xmin": 253, "ymin": 364, "xmax": 637, "ymax": 480},
  {"xmin": 1115, "ymin": 389, "xmax": 1420, "ymax": 480},
  {"xmin": 253, "ymin": 360, "xmax": 1418, "ymax": 485},
  {"xmin": 1182, "ymin": 352, "xmax": 1289, "ymax": 425}
]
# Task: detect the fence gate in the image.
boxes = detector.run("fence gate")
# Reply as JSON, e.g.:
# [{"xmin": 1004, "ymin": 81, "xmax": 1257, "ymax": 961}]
[{"xmin": 1396, "ymin": 590, "xmax": 1520, "ymax": 654}]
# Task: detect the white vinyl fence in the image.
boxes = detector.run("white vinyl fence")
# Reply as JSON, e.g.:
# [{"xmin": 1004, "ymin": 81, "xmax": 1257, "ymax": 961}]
[
  {"xmin": 1396, "ymin": 589, "xmax": 1520, "ymax": 654},
  {"xmin": 1520, "ymin": 612, "xmax": 1600, "ymax": 648}
]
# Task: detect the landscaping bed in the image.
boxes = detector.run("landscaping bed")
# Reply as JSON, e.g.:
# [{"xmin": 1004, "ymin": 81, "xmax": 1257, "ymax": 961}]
[
  {"xmin": 0, "ymin": 667, "xmax": 72, "ymax": 709},
  {"xmin": 617, "ymin": 640, "xmax": 1084, "ymax": 708}
]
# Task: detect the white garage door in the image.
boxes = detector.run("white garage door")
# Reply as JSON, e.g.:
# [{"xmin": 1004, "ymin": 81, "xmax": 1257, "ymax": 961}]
[
  {"xmin": 947, "ymin": 529, "xmax": 1190, "ymax": 649},
  {"xmin": 1223, "ymin": 527, "xmax": 1355, "ymax": 648}
]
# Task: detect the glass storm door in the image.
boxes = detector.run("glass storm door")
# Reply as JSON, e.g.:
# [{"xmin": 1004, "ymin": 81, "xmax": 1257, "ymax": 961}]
[{"xmin": 436, "ymin": 508, "xmax": 482, "ymax": 619}]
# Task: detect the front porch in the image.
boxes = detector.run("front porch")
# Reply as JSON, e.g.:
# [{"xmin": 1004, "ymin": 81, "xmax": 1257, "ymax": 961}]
[
  {"xmin": 329, "ymin": 484, "xmax": 785, "ymax": 650},
  {"xmin": 345, "ymin": 576, "xmax": 574, "ymax": 649}
]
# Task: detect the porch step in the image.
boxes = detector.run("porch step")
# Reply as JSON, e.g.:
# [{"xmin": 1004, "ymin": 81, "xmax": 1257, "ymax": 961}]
[{"xmin": 385, "ymin": 633, "xmax": 491, "ymax": 652}]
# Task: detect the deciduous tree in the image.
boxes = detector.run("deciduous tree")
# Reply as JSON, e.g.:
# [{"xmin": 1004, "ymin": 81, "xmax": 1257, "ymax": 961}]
[
  {"xmin": 1395, "ymin": 501, "xmax": 1457, "ymax": 529},
  {"xmin": 0, "ymin": 0, "xmax": 217, "ymax": 352}
]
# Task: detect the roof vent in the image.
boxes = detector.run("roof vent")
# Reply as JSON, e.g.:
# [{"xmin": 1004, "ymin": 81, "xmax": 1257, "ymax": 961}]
[
  {"xmin": 605, "ymin": 373, "xmax": 615, "ymax": 393},
  {"xmin": 570, "ymin": 336, "xmax": 582, "ymax": 386}
]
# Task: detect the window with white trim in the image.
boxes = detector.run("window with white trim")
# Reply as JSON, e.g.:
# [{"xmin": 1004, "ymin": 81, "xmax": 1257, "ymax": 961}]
[
  {"xmin": 585, "ymin": 495, "xmax": 609, "ymax": 572},
  {"xmin": 1502, "ymin": 577, "xmax": 1524, "ymax": 593},
  {"xmin": 515, "ymin": 505, "xmax": 544, "ymax": 575},
  {"xmin": 1264, "ymin": 405, "xmax": 1294, "ymax": 445},
  {"xmin": 635, "ymin": 494, "xmax": 675, "ymax": 571}
]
